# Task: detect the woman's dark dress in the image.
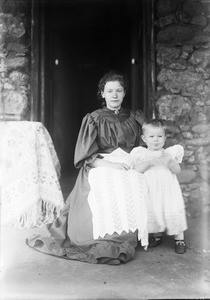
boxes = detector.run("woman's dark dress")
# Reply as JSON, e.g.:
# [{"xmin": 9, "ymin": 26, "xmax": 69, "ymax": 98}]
[{"xmin": 27, "ymin": 107, "xmax": 145, "ymax": 264}]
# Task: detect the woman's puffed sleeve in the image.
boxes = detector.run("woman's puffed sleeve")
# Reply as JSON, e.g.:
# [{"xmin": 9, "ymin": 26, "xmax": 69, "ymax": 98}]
[
  {"xmin": 134, "ymin": 110, "xmax": 146, "ymax": 146},
  {"xmin": 74, "ymin": 113, "xmax": 99, "ymax": 168},
  {"xmin": 135, "ymin": 110, "xmax": 146, "ymax": 126}
]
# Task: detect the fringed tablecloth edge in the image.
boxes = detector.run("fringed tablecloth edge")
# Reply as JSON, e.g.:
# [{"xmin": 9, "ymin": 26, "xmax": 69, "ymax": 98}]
[{"xmin": 1, "ymin": 199, "xmax": 63, "ymax": 229}]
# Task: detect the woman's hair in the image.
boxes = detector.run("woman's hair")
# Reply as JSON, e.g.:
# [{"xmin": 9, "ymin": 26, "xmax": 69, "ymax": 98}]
[
  {"xmin": 142, "ymin": 119, "xmax": 167, "ymax": 135},
  {"xmin": 97, "ymin": 70, "xmax": 128, "ymax": 106}
]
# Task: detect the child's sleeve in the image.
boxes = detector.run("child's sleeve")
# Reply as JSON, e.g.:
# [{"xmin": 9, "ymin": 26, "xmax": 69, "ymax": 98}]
[
  {"xmin": 165, "ymin": 145, "xmax": 184, "ymax": 163},
  {"xmin": 130, "ymin": 147, "xmax": 147, "ymax": 167}
]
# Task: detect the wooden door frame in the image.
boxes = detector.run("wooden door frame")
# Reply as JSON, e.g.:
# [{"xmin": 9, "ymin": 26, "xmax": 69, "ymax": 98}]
[
  {"xmin": 30, "ymin": 0, "xmax": 46, "ymax": 124},
  {"xmin": 30, "ymin": 0, "xmax": 156, "ymax": 122},
  {"xmin": 130, "ymin": 0, "xmax": 156, "ymax": 118},
  {"xmin": 142, "ymin": 0, "xmax": 156, "ymax": 119}
]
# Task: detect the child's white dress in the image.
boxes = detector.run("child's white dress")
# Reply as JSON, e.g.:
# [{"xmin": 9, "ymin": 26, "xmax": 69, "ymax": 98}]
[{"xmin": 130, "ymin": 145, "xmax": 188, "ymax": 235}]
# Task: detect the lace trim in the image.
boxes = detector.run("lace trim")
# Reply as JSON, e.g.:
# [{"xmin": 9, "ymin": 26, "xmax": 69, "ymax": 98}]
[
  {"xmin": 6, "ymin": 200, "xmax": 62, "ymax": 228},
  {"xmin": 88, "ymin": 166, "xmax": 148, "ymax": 248}
]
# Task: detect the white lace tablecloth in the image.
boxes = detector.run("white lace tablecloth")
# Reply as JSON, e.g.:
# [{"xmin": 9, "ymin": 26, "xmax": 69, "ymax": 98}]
[{"xmin": 0, "ymin": 121, "xmax": 64, "ymax": 228}]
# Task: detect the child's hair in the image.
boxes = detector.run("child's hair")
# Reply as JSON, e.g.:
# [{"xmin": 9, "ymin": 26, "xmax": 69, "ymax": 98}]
[{"xmin": 142, "ymin": 119, "xmax": 167, "ymax": 135}]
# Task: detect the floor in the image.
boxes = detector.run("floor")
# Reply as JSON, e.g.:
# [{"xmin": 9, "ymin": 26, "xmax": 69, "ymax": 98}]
[{"xmin": 0, "ymin": 171, "xmax": 210, "ymax": 300}]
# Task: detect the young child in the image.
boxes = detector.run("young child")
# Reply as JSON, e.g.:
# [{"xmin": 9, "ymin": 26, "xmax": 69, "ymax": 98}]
[{"xmin": 130, "ymin": 119, "xmax": 188, "ymax": 254}]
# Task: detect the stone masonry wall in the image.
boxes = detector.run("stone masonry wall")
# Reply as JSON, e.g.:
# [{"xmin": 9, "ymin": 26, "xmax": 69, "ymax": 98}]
[
  {"xmin": 155, "ymin": 0, "xmax": 210, "ymax": 216},
  {"xmin": 1, "ymin": 0, "xmax": 209, "ymax": 217},
  {"xmin": 0, "ymin": 0, "xmax": 31, "ymax": 120}
]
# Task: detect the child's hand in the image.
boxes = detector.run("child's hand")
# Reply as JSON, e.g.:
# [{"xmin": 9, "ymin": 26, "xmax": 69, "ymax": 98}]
[
  {"xmin": 160, "ymin": 153, "xmax": 172, "ymax": 166},
  {"xmin": 151, "ymin": 158, "xmax": 165, "ymax": 167},
  {"xmin": 151, "ymin": 153, "xmax": 171, "ymax": 167},
  {"xmin": 167, "ymin": 158, "xmax": 181, "ymax": 174}
]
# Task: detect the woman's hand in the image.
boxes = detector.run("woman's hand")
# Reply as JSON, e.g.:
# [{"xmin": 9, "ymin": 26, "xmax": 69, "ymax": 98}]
[{"xmin": 110, "ymin": 162, "xmax": 131, "ymax": 170}]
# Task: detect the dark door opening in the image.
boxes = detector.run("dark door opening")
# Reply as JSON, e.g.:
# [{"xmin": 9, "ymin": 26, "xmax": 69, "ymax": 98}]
[{"xmin": 32, "ymin": 0, "xmax": 155, "ymax": 172}]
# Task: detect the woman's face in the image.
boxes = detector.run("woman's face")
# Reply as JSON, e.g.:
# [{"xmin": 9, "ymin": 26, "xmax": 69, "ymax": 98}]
[{"xmin": 101, "ymin": 81, "xmax": 125, "ymax": 111}]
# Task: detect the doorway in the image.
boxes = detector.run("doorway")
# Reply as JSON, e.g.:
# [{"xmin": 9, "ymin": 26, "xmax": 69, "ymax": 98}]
[{"xmin": 31, "ymin": 0, "xmax": 155, "ymax": 171}]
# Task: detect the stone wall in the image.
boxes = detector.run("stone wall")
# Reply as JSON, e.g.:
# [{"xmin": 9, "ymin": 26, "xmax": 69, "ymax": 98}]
[
  {"xmin": 1, "ymin": 0, "xmax": 209, "ymax": 216},
  {"xmin": 155, "ymin": 0, "xmax": 210, "ymax": 216},
  {"xmin": 0, "ymin": 0, "xmax": 31, "ymax": 120}
]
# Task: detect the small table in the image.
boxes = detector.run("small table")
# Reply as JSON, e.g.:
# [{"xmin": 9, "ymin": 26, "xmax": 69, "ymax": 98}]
[{"xmin": 0, "ymin": 121, "xmax": 64, "ymax": 228}]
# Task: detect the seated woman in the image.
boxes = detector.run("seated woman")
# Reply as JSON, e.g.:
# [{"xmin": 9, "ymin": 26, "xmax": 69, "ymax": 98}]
[{"xmin": 27, "ymin": 70, "xmax": 147, "ymax": 265}]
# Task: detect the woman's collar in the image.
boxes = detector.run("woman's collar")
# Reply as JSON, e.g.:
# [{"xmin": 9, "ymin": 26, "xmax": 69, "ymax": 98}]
[{"xmin": 103, "ymin": 107, "xmax": 123, "ymax": 115}]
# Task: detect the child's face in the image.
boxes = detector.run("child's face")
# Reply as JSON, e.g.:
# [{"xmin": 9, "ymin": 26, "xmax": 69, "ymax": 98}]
[{"xmin": 142, "ymin": 126, "xmax": 166, "ymax": 151}]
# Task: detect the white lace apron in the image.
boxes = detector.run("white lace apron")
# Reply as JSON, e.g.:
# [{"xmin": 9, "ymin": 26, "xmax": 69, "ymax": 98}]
[{"xmin": 87, "ymin": 148, "xmax": 148, "ymax": 248}]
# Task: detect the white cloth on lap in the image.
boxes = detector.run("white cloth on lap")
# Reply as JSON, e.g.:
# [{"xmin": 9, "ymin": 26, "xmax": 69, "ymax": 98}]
[
  {"xmin": 87, "ymin": 148, "xmax": 148, "ymax": 248},
  {"xmin": 100, "ymin": 147, "xmax": 134, "ymax": 168}
]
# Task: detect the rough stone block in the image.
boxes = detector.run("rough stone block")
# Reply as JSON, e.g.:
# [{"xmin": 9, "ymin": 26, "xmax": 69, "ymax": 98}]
[
  {"xmin": 157, "ymin": 69, "xmax": 203, "ymax": 93},
  {"xmin": 156, "ymin": 45, "xmax": 180, "ymax": 66},
  {"xmin": 191, "ymin": 15, "xmax": 208, "ymax": 27},
  {"xmin": 0, "ymin": 90, "xmax": 28, "ymax": 115},
  {"xmin": 4, "ymin": 57, "xmax": 27, "ymax": 70},
  {"xmin": 7, "ymin": 43, "xmax": 28, "ymax": 53},
  {"xmin": 192, "ymin": 124, "xmax": 209, "ymax": 133},
  {"xmin": 187, "ymin": 35, "xmax": 210, "ymax": 46},
  {"xmin": 183, "ymin": 0, "xmax": 206, "ymax": 17},
  {"xmin": 203, "ymin": 23, "xmax": 210, "ymax": 32},
  {"xmin": 177, "ymin": 169, "xmax": 197, "ymax": 184},
  {"xmin": 156, "ymin": 94, "xmax": 192, "ymax": 121},
  {"xmin": 156, "ymin": 0, "xmax": 178, "ymax": 17},
  {"xmin": 199, "ymin": 163, "xmax": 210, "ymax": 181},
  {"xmin": 189, "ymin": 50, "xmax": 210, "ymax": 68},
  {"xmin": 181, "ymin": 45, "xmax": 194, "ymax": 59},
  {"xmin": 182, "ymin": 132, "xmax": 194, "ymax": 139},
  {"xmin": 186, "ymin": 137, "xmax": 210, "ymax": 146},
  {"xmin": 9, "ymin": 70, "xmax": 29, "ymax": 86},
  {"xmin": 157, "ymin": 25, "xmax": 193, "ymax": 44},
  {"xmin": 155, "ymin": 14, "xmax": 177, "ymax": 27}
]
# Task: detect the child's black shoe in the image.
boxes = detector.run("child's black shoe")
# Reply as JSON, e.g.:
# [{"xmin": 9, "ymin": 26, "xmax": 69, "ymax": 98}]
[
  {"xmin": 175, "ymin": 240, "xmax": 186, "ymax": 254},
  {"xmin": 148, "ymin": 236, "xmax": 162, "ymax": 248}
]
